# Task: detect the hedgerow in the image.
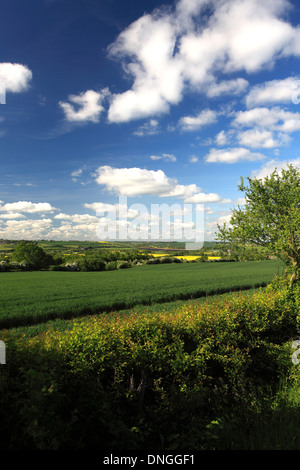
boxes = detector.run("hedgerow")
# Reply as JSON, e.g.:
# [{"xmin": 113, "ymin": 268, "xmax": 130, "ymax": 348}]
[{"xmin": 0, "ymin": 283, "xmax": 299, "ymax": 450}]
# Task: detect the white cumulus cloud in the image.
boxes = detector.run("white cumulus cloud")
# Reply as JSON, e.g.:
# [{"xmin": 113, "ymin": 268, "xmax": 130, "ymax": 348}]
[
  {"xmin": 251, "ymin": 158, "xmax": 300, "ymax": 180},
  {"xmin": 0, "ymin": 219, "xmax": 53, "ymax": 240},
  {"xmin": 92, "ymin": 165, "xmax": 228, "ymax": 205},
  {"xmin": 0, "ymin": 63, "xmax": 32, "ymax": 93},
  {"xmin": 233, "ymin": 106, "xmax": 300, "ymax": 133},
  {"xmin": 105, "ymin": 0, "xmax": 300, "ymax": 123},
  {"xmin": 94, "ymin": 165, "xmax": 199, "ymax": 197},
  {"xmin": 179, "ymin": 109, "xmax": 218, "ymax": 131},
  {"xmin": 59, "ymin": 89, "xmax": 109, "ymax": 123},
  {"xmin": 237, "ymin": 128, "xmax": 290, "ymax": 148},
  {"xmin": 204, "ymin": 147, "xmax": 266, "ymax": 163},
  {"xmin": 246, "ymin": 76, "xmax": 300, "ymax": 107},
  {"xmin": 206, "ymin": 78, "xmax": 249, "ymax": 97},
  {"xmin": 0, "ymin": 201, "xmax": 57, "ymax": 213}
]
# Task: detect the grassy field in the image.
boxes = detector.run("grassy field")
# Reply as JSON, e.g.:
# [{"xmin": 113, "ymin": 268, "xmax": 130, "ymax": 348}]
[
  {"xmin": 0, "ymin": 259, "xmax": 284, "ymax": 329},
  {"xmin": 1, "ymin": 254, "xmax": 299, "ymax": 451}
]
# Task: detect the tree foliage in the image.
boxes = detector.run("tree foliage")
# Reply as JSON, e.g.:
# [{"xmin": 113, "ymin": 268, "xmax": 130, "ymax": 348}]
[
  {"xmin": 11, "ymin": 241, "xmax": 54, "ymax": 269},
  {"xmin": 216, "ymin": 164, "xmax": 300, "ymax": 287}
]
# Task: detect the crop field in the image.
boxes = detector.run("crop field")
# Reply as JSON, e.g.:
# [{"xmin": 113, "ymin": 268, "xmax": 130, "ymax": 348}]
[
  {"xmin": 1, "ymin": 253, "xmax": 299, "ymax": 451},
  {"xmin": 149, "ymin": 253, "xmax": 221, "ymax": 260},
  {"xmin": 0, "ymin": 259, "xmax": 283, "ymax": 329}
]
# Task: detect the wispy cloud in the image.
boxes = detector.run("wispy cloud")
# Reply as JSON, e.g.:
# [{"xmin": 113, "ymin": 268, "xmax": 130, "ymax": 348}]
[
  {"xmin": 150, "ymin": 153, "xmax": 177, "ymax": 162},
  {"xmin": 133, "ymin": 119, "xmax": 160, "ymax": 136}
]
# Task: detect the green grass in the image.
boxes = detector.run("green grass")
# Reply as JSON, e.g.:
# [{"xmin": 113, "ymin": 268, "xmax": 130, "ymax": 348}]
[{"xmin": 0, "ymin": 259, "xmax": 283, "ymax": 329}]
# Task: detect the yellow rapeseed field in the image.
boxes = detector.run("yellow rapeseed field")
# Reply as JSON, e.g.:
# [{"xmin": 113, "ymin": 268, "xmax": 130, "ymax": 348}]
[{"xmin": 149, "ymin": 253, "xmax": 221, "ymax": 261}]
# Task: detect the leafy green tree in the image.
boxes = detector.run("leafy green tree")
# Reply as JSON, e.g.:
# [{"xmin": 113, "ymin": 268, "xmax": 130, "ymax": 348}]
[
  {"xmin": 11, "ymin": 241, "xmax": 54, "ymax": 269},
  {"xmin": 216, "ymin": 164, "xmax": 300, "ymax": 288}
]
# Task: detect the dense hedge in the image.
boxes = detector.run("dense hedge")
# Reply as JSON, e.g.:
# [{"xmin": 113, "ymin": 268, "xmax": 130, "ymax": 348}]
[{"xmin": 0, "ymin": 282, "xmax": 299, "ymax": 450}]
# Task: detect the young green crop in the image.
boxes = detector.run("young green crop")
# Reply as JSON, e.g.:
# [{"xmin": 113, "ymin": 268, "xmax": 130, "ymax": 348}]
[{"xmin": 0, "ymin": 260, "xmax": 283, "ymax": 329}]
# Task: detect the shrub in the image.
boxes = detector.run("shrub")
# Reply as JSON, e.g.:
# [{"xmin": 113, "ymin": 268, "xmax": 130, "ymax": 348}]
[
  {"xmin": 172, "ymin": 257, "xmax": 183, "ymax": 263},
  {"xmin": 7, "ymin": 261, "xmax": 23, "ymax": 270},
  {"xmin": 117, "ymin": 261, "xmax": 131, "ymax": 269},
  {"xmin": 0, "ymin": 261, "xmax": 8, "ymax": 272},
  {"xmin": 79, "ymin": 257, "xmax": 106, "ymax": 272},
  {"xmin": 105, "ymin": 261, "xmax": 118, "ymax": 271},
  {"xmin": 159, "ymin": 256, "xmax": 173, "ymax": 264},
  {"xmin": 64, "ymin": 262, "xmax": 79, "ymax": 271},
  {"xmin": 145, "ymin": 257, "xmax": 160, "ymax": 264}
]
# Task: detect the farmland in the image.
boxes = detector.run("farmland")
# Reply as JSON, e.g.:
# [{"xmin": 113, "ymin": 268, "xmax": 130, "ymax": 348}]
[
  {"xmin": 1, "ymin": 273, "xmax": 299, "ymax": 450},
  {"xmin": 0, "ymin": 241, "xmax": 299, "ymax": 451},
  {"xmin": 0, "ymin": 259, "xmax": 283, "ymax": 329}
]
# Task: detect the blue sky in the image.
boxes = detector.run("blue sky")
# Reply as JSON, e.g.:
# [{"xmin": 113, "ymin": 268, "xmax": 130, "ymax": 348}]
[{"xmin": 1, "ymin": 0, "xmax": 300, "ymax": 242}]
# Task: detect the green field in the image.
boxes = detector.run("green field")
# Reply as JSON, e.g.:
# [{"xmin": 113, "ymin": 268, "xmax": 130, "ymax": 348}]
[
  {"xmin": 0, "ymin": 259, "xmax": 284, "ymax": 329},
  {"xmin": 1, "ymin": 256, "xmax": 299, "ymax": 451}
]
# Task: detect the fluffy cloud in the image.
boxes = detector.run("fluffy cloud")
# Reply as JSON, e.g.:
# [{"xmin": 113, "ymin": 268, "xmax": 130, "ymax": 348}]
[
  {"xmin": 206, "ymin": 78, "xmax": 249, "ymax": 97},
  {"xmin": 59, "ymin": 89, "xmax": 109, "ymax": 123},
  {"xmin": 0, "ymin": 212, "xmax": 26, "ymax": 219},
  {"xmin": 238, "ymin": 129, "xmax": 290, "ymax": 148},
  {"xmin": 179, "ymin": 109, "xmax": 218, "ymax": 131},
  {"xmin": 236, "ymin": 128, "xmax": 290, "ymax": 148},
  {"xmin": 204, "ymin": 147, "xmax": 266, "ymax": 163},
  {"xmin": 184, "ymin": 192, "xmax": 223, "ymax": 203},
  {"xmin": 234, "ymin": 106, "xmax": 300, "ymax": 132},
  {"xmin": 251, "ymin": 158, "xmax": 300, "ymax": 180},
  {"xmin": 84, "ymin": 202, "xmax": 140, "ymax": 219},
  {"xmin": 246, "ymin": 76, "xmax": 300, "ymax": 107},
  {"xmin": 94, "ymin": 165, "xmax": 200, "ymax": 198},
  {"xmin": 105, "ymin": 0, "xmax": 300, "ymax": 123},
  {"xmin": 0, "ymin": 201, "xmax": 59, "ymax": 239},
  {"xmin": 0, "ymin": 63, "xmax": 32, "ymax": 93},
  {"xmin": 206, "ymin": 213, "xmax": 232, "ymax": 233},
  {"xmin": 0, "ymin": 201, "xmax": 57, "ymax": 213},
  {"xmin": 107, "ymin": 12, "xmax": 183, "ymax": 122},
  {"xmin": 213, "ymin": 103, "xmax": 300, "ymax": 150},
  {"xmin": 54, "ymin": 213, "xmax": 99, "ymax": 223},
  {"xmin": 0, "ymin": 219, "xmax": 53, "ymax": 240},
  {"xmin": 84, "ymin": 202, "xmax": 118, "ymax": 213},
  {"xmin": 92, "ymin": 165, "xmax": 229, "ymax": 208},
  {"xmin": 215, "ymin": 130, "xmax": 232, "ymax": 146}
]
